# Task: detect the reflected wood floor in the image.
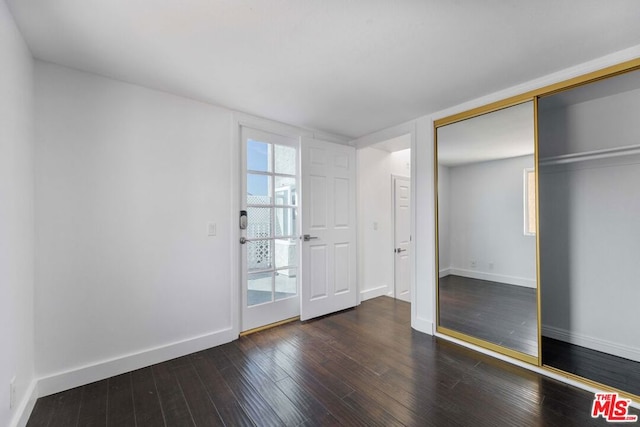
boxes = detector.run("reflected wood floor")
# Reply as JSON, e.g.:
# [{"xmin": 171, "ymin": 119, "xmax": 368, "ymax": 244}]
[
  {"xmin": 439, "ymin": 275, "xmax": 538, "ymax": 356},
  {"xmin": 543, "ymin": 336, "xmax": 640, "ymax": 397},
  {"xmin": 27, "ymin": 296, "xmax": 634, "ymax": 426}
]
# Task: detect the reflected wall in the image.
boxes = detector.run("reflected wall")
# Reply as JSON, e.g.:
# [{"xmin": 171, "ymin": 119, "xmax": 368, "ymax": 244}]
[{"xmin": 436, "ymin": 101, "xmax": 539, "ymax": 361}]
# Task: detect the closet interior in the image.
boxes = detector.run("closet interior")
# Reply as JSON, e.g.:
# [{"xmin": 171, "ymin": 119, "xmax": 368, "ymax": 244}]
[{"xmin": 538, "ymin": 68, "xmax": 640, "ymax": 397}]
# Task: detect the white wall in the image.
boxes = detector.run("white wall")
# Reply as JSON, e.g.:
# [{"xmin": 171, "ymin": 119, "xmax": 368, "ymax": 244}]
[
  {"xmin": 414, "ymin": 116, "xmax": 436, "ymax": 332},
  {"xmin": 34, "ymin": 62, "xmax": 236, "ymax": 394},
  {"xmin": 437, "ymin": 165, "xmax": 451, "ymax": 274},
  {"xmin": 444, "ymin": 155, "xmax": 536, "ymax": 287},
  {"xmin": 539, "ymin": 86, "xmax": 640, "ymax": 361},
  {"xmin": 0, "ymin": 2, "xmax": 36, "ymax": 426},
  {"xmin": 357, "ymin": 146, "xmax": 411, "ymax": 301},
  {"xmin": 357, "ymin": 147, "xmax": 393, "ymax": 300},
  {"xmin": 391, "ymin": 148, "xmax": 411, "ymax": 177}
]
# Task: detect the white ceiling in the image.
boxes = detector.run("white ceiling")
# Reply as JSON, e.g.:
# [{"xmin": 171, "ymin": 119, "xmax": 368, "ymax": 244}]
[
  {"xmin": 371, "ymin": 134, "xmax": 411, "ymax": 153},
  {"xmin": 437, "ymin": 101, "xmax": 534, "ymax": 166},
  {"xmin": 7, "ymin": 0, "xmax": 640, "ymax": 138}
]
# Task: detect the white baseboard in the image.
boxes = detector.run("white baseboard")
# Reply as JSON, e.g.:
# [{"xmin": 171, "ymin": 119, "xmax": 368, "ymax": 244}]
[
  {"xmin": 10, "ymin": 379, "xmax": 37, "ymax": 427},
  {"xmin": 412, "ymin": 315, "xmax": 434, "ymax": 336},
  {"xmin": 439, "ymin": 268, "xmax": 451, "ymax": 278},
  {"xmin": 542, "ymin": 325, "xmax": 640, "ymax": 363},
  {"xmin": 37, "ymin": 327, "xmax": 237, "ymax": 397},
  {"xmin": 448, "ymin": 268, "xmax": 536, "ymax": 288},
  {"xmin": 360, "ymin": 284, "xmax": 390, "ymax": 301}
]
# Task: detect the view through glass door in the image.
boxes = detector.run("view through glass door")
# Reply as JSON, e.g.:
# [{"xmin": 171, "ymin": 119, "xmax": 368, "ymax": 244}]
[{"xmin": 241, "ymin": 127, "xmax": 300, "ymax": 332}]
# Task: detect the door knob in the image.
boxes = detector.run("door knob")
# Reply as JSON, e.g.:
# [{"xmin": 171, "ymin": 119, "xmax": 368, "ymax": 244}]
[
  {"xmin": 395, "ymin": 248, "xmax": 406, "ymax": 253},
  {"xmin": 303, "ymin": 234, "xmax": 318, "ymax": 241}
]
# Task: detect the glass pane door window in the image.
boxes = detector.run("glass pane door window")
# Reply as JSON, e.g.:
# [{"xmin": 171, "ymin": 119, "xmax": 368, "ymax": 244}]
[{"xmin": 246, "ymin": 138, "xmax": 298, "ymax": 307}]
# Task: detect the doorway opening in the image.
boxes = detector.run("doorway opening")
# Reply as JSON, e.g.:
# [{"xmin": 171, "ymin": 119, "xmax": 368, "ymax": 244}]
[{"xmin": 356, "ymin": 134, "xmax": 412, "ymax": 303}]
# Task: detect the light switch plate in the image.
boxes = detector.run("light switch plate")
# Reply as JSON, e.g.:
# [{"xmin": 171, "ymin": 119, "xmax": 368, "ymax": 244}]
[{"xmin": 207, "ymin": 222, "xmax": 216, "ymax": 236}]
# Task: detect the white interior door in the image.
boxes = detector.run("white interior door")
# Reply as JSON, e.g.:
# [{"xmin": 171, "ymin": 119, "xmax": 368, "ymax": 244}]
[
  {"xmin": 300, "ymin": 138, "xmax": 357, "ymax": 320},
  {"xmin": 394, "ymin": 176, "xmax": 411, "ymax": 302},
  {"xmin": 241, "ymin": 127, "xmax": 300, "ymax": 332}
]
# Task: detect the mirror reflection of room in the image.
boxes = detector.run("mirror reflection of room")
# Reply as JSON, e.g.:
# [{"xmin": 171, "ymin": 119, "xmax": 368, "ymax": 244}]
[
  {"xmin": 539, "ymin": 69, "xmax": 640, "ymax": 397},
  {"xmin": 437, "ymin": 101, "xmax": 538, "ymax": 358}
]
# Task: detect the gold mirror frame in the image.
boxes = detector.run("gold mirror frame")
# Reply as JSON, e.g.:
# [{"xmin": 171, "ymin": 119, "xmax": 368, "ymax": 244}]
[
  {"xmin": 433, "ymin": 57, "xmax": 640, "ymax": 399},
  {"xmin": 434, "ymin": 99, "xmax": 541, "ymax": 366}
]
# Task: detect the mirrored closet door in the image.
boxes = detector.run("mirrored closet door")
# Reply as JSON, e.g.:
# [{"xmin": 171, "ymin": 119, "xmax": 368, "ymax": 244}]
[
  {"xmin": 435, "ymin": 101, "xmax": 539, "ymax": 363},
  {"xmin": 538, "ymin": 67, "xmax": 640, "ymax": 398}
]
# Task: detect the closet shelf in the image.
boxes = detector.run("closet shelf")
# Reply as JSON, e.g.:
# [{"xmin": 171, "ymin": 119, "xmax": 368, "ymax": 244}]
[{"xmin": 539, "ymin": 144, "xmax": 640, "ymax": 166}]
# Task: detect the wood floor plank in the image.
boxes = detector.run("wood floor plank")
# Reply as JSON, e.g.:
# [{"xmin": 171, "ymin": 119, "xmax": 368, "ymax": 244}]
[
  {"xmin": 47, "ymin": 386, "xmax": 83, "ymax": 427},
  {"xmin": 27, "ymin": 392, "xmax": 56, "ymax": 427},
  {"xmin": 334, "ymin": 366, "xmax": 429, "ymax": 424},
  {"xmin": 272, "ymin": 365, "xmax": 371, "ymax": 426},
  {"xmin": 234, "ymin": 336, "xmax": 290, "ymax": 383},
  {"xmin": 152, "ymin": 361, "xmax": 195, "ymax": 427},
  {"xmin": 246, "ymin": 336, "xmax": 370, "ymax": 426},
  {"xmin": 297, "ymin": 412, "xmax": 341, "ymax": 426},
  {"xmin": 253, "ymin": 331, "xmax": 355, "ymax": 399},
  {"xmin": 314, "ymin": 315, "xmax": 468, "ymax": 388},
  {"xmin": 26, "ymin": 395, "xmax": 57, "ymax": 427},
  {"xmin": 448, "ymin": 376, "xmax": 540, "ymax": 427},
  {"xmin": 190, "ymin": 350, "xmax": 255, "ymax": 427},
  {"xmin": 273, "ymin": 376, "xmax": 330, "ymax": 423},
  {"xmin": 171, "ymin": 363, "xmax": 224, "ymax": 427},
  {"xmin": 221, "ymin": 343, "xmax": 306, "ymax": 426},
  {"xmin": 76, "ymin": 380, "xmax": 108, "ymax": 427},
  {"xmin": 217, "ymin": 360, "xmax": 285, "ymax": 427},
  {"xmin": 341, "ymin": 391, "xmax": 405, "ymax": 427},
  {"xmin": 106, "ymin": 374, "xmax": 135, "ymax": 427},
  {"xmin": 131, "ymin": 367, "xmax": 165, "ymax": 427}
]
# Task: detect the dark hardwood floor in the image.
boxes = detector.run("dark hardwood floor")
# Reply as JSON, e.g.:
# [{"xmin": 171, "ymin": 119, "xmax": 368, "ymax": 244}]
[
  {"xmin": 543, "ymin": 336, "xmax": 640, "ymax": 397},
  {"xmin": 27, "ymin": 296, "xmax": 636, "ymax": 426},
  {"xmin": 439, "ymin": 275, "xmax": 538, "ymax": 356}
]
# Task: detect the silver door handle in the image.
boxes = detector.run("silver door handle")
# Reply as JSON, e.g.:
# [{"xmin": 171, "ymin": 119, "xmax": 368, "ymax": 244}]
[
  {"xmin": 395, "ymin": 248, "xmax": 406, "ymax": 253},
  {"xmin": 240, "ymin": 237, "xmax": 246, "ymax": 244},
  {"xmin": 303, "ymin": 234, "xmax": 318, "ymax": 241}
]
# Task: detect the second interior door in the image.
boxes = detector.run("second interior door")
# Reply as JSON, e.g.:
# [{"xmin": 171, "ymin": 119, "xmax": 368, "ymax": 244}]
[{"xmin": 394, "ymin": 176, "xmax": 411, "ymax": 302}]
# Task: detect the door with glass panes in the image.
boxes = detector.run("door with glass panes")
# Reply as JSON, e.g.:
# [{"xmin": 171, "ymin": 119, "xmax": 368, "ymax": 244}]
[{"xmin": 241, "ymin": 127, "xmax": 300, "ymax": 332}]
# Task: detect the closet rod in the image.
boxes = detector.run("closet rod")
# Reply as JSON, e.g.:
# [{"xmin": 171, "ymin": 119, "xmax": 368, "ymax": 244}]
[{"xmin": 539, "ymin": 144, "xmax": 640, "ymax": 166}]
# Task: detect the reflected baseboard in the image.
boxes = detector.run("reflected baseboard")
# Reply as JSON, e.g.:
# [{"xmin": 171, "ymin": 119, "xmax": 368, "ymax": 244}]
[
  {"xmin": 542, "ymin": 325, "xmax": 640, "ymax": 363},
  {"xmin": 444, "ymin": 268, "xmax": 536, "ymax": 288}
]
